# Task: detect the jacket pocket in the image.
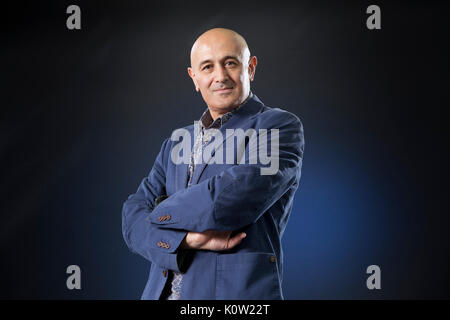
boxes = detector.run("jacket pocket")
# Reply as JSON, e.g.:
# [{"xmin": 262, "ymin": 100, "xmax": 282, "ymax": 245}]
[{"xmin": 215, "ymin": 252, "xmax": 282, "ymax": 300}]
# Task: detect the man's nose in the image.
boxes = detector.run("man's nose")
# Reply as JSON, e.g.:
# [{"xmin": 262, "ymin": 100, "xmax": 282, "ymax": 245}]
[{"xmin": 214, "ymin": 65, "xmax": 229, "ymax": 82}]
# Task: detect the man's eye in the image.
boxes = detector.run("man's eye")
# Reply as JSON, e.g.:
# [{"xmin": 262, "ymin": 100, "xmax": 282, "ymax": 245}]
[
  {"xmin": 203, "ymin": 65, "xmax": 212, "ymax": 70},
  {"xmin": 226, "ymin": 61, "xmax": 236, "ymax": 66}
]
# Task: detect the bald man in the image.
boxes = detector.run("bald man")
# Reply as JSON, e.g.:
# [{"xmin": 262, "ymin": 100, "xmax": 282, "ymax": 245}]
[{"xmin": 122, "ymin": 28, "xmax": 305, "ymax": 300}]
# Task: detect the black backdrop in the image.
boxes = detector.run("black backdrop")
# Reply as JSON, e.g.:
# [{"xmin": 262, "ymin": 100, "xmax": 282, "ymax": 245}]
[{"xmin": 1, "ymin": 0, "xmax": 449, "ymax": 299}]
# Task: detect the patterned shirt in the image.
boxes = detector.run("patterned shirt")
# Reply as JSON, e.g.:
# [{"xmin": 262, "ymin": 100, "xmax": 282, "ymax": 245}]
[{"xmin": 166, "ymin": 92, "xmax": 253, "ymax": 300}]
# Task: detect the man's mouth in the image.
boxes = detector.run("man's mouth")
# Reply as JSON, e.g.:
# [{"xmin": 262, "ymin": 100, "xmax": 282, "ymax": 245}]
[{"xmin": 214, "ymin": 87, "xmax": 233, "ymax": 93}]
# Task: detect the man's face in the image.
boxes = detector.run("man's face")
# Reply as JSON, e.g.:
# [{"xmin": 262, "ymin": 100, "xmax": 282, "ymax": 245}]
[{"xmin": 188, "ymin": 36, "xmax": 256, "ymax": 114}]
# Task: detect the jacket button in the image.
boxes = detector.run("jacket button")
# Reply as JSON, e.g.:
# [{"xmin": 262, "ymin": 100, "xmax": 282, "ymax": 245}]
[
  {"xmin": 270, "ymin": 255, "xmax": 276, "ymax": 263},
  {"xmin": 162, "ymin": 269, "xmax": 167, "ymax": 277}
]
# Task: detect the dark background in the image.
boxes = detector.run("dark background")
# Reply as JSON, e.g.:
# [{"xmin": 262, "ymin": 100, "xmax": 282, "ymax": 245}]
[{"xmin": 1, "ymin": 0, "xmax": 449, "ymax": 299}]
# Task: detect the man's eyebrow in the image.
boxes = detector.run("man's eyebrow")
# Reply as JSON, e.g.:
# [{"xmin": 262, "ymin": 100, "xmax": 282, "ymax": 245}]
[
  {"xmin": 198, "ymin": 56, "xmax": 240, "ymax": 68},
  {"xmin": 198, "ymin": 59, "xmax": 213, "ymax": 68}
]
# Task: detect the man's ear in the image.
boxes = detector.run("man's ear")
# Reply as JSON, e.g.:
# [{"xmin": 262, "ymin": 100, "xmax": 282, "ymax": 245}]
[
  {"xmin": 187, "ymin": 67, "xmax": 200, "ymax": 92},
  {"xmin": 248, "ymin": 56, "xmax": 258, "ymax": 82}
]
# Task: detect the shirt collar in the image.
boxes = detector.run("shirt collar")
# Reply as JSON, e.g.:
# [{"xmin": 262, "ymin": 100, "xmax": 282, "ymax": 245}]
[{"xmin": 199, "ymin": 91, "xmax": 253, "ymax": 130}]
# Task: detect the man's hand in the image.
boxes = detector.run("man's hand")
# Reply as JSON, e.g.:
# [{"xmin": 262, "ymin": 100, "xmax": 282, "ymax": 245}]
[{"xmin": 180, "ymin": 230, "xmax": 246, "ymax": 251}]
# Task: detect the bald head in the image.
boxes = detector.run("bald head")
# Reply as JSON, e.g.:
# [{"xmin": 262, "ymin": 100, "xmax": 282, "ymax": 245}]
[
  {"xmin": 187, "ymin": 28, "xmax": 257, "ymax": 120},
  {"xmin": 190, "ymin": 28, "xmax": 250, "ymax": 67}
]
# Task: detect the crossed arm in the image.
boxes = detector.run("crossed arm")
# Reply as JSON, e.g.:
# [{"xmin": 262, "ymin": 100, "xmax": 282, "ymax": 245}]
[
  {"xmin": 121, "ymin": 138, "xmax": 247, "ymax": 272},
  {"xmin": 122, "ymin": 112, "xmax": 304, "ymax": 272}
]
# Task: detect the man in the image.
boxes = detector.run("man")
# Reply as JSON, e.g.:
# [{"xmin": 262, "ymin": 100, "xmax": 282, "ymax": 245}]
[{"xmin": 122, "ymin": 28, "xmax": 305, "ymax": 299}]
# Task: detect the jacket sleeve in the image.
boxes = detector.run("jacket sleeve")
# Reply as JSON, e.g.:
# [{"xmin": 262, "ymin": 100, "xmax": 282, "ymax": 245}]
[
  {"xmin": 148, "ymin": 111, "xmax": 305, "ymax": 232},
  {"xmin": 122, "ymin": 138, "xmax": 189, "ymax": 272}
]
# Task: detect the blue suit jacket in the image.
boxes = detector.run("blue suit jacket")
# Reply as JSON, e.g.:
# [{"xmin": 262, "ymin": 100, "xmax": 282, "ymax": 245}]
[{"xmin": 122, "ymin": 94, "xmax": 304, "ymax": 299}]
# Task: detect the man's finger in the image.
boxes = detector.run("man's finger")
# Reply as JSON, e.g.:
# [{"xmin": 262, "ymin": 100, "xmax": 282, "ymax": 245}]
[{"xmin": 227, "ymin": 232, "xmax": 247, "ymax": 249}]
